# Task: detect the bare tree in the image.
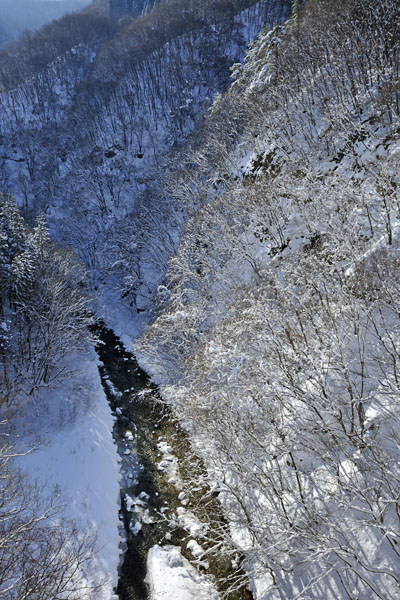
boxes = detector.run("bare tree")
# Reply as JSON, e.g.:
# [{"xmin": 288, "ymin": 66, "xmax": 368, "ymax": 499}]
[{"xmin": 0, "ymin": 439, "xmax": 101, "ymax": 600}]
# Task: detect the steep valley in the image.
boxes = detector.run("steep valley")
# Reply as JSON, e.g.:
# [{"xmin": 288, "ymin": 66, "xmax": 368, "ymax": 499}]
[{"xmin": 1, "ymin": 0, "xmax": 400, "ymax": 599}]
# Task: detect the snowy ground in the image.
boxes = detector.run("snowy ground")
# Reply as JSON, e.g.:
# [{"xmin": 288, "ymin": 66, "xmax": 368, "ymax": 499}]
[
  {"xmin": 17, "ymin": 349, "xmax": 121, "ymax": 600},
  {"xmin": 146, "ymin": 545, "xmax": 219, "ymax": 600},
  {"xmin": 93, "ymin": 283, "xmax": 143, "ymax": 350}
]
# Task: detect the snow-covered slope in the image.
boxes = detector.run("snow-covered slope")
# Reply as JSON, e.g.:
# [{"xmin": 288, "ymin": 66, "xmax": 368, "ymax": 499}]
[
  {"xmin": 136, "ymin": 1, "xmax": 400, "ymax": 598},
  {"xmin": 0, "ymin": 0, "xmax": 291, "ymax": 329},
  {"xmin": 7, "ymin": 1, "xmax": 398, "ymax": 598},
  {"xmin": 0, "ymin": 2, "xmax": 292, "ymax": 599},
  {"xmin": 17, "ymin": 350, "xmax": 121, "ymax": 600}
]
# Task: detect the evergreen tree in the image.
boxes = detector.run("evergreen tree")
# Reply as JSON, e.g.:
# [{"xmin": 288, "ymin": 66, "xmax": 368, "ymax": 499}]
[{"xmin": 0, "ymin": 195, "xmax": 27, "ymax": 306}]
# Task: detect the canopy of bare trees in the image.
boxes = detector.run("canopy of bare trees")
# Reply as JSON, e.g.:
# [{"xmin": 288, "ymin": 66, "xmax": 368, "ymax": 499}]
[{"xmin": 136, "ymin": 1, "xmax": 400, "ymax": 597}]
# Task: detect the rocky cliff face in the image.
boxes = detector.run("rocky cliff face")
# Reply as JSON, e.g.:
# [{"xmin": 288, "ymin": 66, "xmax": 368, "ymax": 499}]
[{"xmin": 109, "ymin": 0, "xmax": 158, "ymax": 19}]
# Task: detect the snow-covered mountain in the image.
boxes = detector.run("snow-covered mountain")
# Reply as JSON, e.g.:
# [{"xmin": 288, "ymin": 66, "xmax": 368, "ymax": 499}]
[
  {"xmin": 0, "ymin": 0, "xmax": 291, "ymax": 330},
  {"xmin": 2, "ymin": 0, "xmax": 400, "ymax": 598},
  {"xmin": 0, "ymin": 2, "xmax": 291, "ymax": 599},
  {"xmin": 0, "ymin": 0, "xmax": 90, "ymax": 46}
]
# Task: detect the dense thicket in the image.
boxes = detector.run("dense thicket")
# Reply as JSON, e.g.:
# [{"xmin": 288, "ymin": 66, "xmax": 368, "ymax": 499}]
[{"xmin": 137, "ymin": 1, "xmax": 400, "ymax": 597}]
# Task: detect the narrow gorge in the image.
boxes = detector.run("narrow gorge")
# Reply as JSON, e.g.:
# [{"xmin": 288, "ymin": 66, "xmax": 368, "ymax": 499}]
[{"xmin": 1, "ymin": 1, "xmax": 400, "ymax": 599}]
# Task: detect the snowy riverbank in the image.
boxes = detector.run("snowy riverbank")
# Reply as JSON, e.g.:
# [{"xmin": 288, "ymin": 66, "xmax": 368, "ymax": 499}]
[{"xmin": 17, "ymin": 348, "xmax": 121, "ymax": 599}]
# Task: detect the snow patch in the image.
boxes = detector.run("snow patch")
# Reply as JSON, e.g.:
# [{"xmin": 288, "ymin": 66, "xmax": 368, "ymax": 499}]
[{"xmin": 145, "ymin": 545, "xmax": 219, "ymax": 600}]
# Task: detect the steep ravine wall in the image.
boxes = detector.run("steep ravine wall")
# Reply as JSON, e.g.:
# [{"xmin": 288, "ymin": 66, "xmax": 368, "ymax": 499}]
[{"xmin": 0, "ymin": 0, "xmax": 291, "ymax": 323}]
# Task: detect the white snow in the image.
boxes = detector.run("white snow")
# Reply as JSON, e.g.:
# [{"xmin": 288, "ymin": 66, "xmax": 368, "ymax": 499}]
[
  {"xmin": 187, "ymin": 539, "xmax": 204, "ymax": 558},
  {"xmin": 17, "ymin": 350, "xmax": 121, "ymax": 599},
  {"xmin": 176, "ymin": 509, "xmax": 205, "ymax": 539},
  {"xmin": 145, "ymin": 545, "xmax": 219, "ymax": 600},
  {"xmin": 125, "ymin": 494, "xmax": 135, "ymax": 512},
  {"xmin": 130, "ymin": 521, "xmax": 142, "ymax": 536}
]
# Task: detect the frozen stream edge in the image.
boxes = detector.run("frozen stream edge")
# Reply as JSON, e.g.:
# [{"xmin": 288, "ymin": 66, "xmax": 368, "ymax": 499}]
[{"xmin": 94, "ymin": 323, "xmax": 223, "ymax": 600}]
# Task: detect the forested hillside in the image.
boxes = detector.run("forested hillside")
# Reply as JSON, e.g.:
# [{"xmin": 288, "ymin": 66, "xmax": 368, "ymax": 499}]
[
  {"xmin": 0, "ymin": 192, "xmax": 112, "ymax": 599},
  {"xmin": 109, "ymin": 0, "xmax": 160, "ymax": 19},
  {"xmin": 0, "ymin": 2, "xmax": 291, "ymax": 599},
  {"xmin": 2, "ymin": 0, "xmax": 400, "ymax": 598},
  {"xmin": 136, "ymin": 0, "xmax": 400, "ymax": 598},
  {"xmin": 0, "ymin": 195, "xmax": 93, "ymax": 400},
  {"xmin": 0, "ymin": 0, "xmax": 290, "ymax": 327}
]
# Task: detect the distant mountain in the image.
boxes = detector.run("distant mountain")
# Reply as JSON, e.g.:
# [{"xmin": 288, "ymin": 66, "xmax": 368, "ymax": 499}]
[{"xmin": 0, "ymin": 0, "xmax": 90, "ymax": 45}]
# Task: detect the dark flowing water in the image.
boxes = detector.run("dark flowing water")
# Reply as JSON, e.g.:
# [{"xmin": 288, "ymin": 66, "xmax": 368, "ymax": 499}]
[{"xmin": 94, "ymin": 323, "xmax": 252, "ymax": 600}]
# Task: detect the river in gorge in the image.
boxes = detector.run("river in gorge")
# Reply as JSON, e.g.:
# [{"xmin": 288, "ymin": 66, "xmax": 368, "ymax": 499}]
[{"xmin": 94, "ymin": 323, "xmax": 251, "ymax": 600}]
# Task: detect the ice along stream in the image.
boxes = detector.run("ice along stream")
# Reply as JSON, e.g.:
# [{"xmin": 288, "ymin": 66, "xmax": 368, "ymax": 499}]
[{"xmin": 94, "ymin": 323, "xmax": 252, "ymax": 600}]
